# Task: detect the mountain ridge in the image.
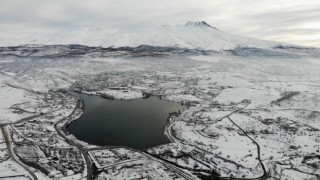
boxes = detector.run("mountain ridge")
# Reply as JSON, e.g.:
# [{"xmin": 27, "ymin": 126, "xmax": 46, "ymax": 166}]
[{"xmin": 0, "ymin": 21, "xmax": 301, "ymax": 51}]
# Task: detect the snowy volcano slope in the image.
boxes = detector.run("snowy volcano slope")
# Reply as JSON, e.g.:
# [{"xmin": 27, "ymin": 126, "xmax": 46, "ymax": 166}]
[
  {"xmin": 1, "ymin": 21, "xmax": 287, "ymax": 51},
  {"xmin": 131, "ymin": 21, "xmax": 281, "ymax": 51}
]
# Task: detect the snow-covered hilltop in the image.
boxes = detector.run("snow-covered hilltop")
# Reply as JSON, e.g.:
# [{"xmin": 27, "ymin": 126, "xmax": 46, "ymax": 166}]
[
  {"xmin": 1, "ymin": 21, "xmax": 285, "ymax": 51},
  {"xmin": 185, "ymin": 21, "xmax": 217, "ymax": 29}
]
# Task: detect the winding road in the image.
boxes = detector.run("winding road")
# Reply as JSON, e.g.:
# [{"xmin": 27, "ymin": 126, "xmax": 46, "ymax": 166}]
[
  {"xmin": 227, "ymin": 116, "xmax": 267, "ymax": 179},
  {"xmin": 1, "ymin": 126, "xmax": 38, "ymax": 180}
]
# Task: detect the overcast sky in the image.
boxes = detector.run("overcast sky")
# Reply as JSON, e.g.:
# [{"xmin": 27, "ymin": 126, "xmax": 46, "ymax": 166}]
[{"xmin": 1, "ymin": 0, "xmax": 320, "ymax": 47}]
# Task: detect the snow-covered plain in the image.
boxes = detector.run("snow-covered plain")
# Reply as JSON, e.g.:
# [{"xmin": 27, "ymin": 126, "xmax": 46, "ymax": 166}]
[{"xmin": 0, "ymin": 22, "xmax": 319, "ymax": 179}]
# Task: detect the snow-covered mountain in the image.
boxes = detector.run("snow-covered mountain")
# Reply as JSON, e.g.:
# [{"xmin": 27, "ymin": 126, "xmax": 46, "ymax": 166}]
[
  {"xmin": 0, "ymin": 21, "xmax": 288, "ymax": 51},
  {"xmin": 133, "ymin": 21, "xmax": 281, "ymax": 51},
  {"xmin": 28, "ymin": 26, "xmax": 127, "ymax": 47}
]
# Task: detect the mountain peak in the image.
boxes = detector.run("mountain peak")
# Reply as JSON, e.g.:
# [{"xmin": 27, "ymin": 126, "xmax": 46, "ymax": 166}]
[{"xmin": 185, "ymin": 21, "xmax": 217, "ymax": 29}]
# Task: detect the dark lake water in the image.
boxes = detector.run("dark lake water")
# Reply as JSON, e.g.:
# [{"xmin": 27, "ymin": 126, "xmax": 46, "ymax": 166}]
[{"xmin": 66, "ymin": 93, "xmax": 183, "ymax": 149}]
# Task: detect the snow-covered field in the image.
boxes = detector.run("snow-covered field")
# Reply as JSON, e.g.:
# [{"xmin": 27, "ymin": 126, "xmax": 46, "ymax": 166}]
[
  {"xmin": 0, "ymin": 52, "xmax": 319, "ymax": 179},
  {"xmin": 0, "ymin": 21, "xmax": 319, "ymax": 179}
]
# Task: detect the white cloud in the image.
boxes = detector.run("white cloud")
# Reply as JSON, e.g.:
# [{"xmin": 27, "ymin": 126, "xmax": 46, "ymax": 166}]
[{"xmin": 0, "ymin": 0, "xmax": 319, "ymax": 47}]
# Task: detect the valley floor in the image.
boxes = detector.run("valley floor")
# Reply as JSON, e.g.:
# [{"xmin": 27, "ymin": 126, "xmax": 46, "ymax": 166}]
[{"xmin": 0, "ymin": 54, "xmax": 319, "ymax": 179}]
